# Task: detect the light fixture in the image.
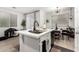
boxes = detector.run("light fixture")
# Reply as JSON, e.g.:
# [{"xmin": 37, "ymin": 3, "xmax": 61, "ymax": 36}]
[
  {"xmin": 56, "ymin": 7, "xmax": 59, "ymax": 13},
  {"xmin": 12, "ymin": 7, "xmax": 16, "ymax": 9}
]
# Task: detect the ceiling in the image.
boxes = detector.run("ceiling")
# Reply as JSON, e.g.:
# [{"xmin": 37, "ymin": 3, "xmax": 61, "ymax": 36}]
[{"xmin": 0, "ymin": 7, "xmax": 57, "ymax": 14}]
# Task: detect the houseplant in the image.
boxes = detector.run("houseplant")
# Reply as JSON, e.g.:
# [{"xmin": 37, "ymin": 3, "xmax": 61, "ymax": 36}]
[
  {"xmin": 21, "ymin": 19, "xmax": 26, "ymax": 30},
  {"xmin": 55, "ymin": 24, "xmax": 58, "ymax": 30}
]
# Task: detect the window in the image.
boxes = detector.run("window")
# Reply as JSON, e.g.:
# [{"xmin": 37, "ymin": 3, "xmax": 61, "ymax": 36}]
[
  {"xmin": 0, "ymin": 12, "xmax": 10, "ymax": 27},
  {"xmin": 10, "ymin": 14, "xmax": 17, "ymax": 27},
  {"xmin": 26, "ymin": 13, "xmax": 34, "ymax": 29},
  {"xmin": 0, "ymin": 11, "xmax": 17, "ymax": 27}
]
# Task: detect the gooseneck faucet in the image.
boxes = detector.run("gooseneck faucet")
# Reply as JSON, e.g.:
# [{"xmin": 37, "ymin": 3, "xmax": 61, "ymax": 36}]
[
  {"xmin": 33, "ymin": 12, "xmax": 39, "ymax": 31},
  {"xmin": 33, "ymin": 20, "xmax": 39, "ymax": 31}
]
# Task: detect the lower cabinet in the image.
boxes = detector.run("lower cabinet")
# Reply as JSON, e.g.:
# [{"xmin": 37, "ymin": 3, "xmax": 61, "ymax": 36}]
[
  {"xmin": 20, "ymin": 32, "xmax": 51, "ymax": 52},
  {"xmin": 40, "ymin": 33, "xmax": 51, "ymax": 52}
]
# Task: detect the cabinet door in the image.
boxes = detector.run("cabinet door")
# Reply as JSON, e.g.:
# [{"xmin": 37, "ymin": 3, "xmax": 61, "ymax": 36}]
[
  {"xmin": 46, "ymin": 33, "xmax": 51, "ymax": 52},
  {"xmin": 40, "ymin": 33, "xmax": 51, "ymax": 52}
]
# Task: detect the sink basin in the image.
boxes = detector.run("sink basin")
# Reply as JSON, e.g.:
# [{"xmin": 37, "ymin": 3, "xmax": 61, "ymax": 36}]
[{"xmin": 29, "ymin": 30, "xmax": 43, "ymax": 34}]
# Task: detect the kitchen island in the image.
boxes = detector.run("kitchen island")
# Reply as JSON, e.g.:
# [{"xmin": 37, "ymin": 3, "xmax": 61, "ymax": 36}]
[{"xmin": 17, "ymin": 29, "xmax": 53, "ymax": 52}]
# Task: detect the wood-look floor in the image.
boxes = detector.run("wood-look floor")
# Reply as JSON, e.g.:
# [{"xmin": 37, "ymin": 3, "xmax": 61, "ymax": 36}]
[
  {"xmin": 54, "ymin": 36, "xmax": 74, "ymax": 51},
  {"xmin": 0, "ymin": 36, "xmax": 74, "ymax": 52},
  {"xmin": 51, "ymin": 45, "xmax": 74, "ymax": 52},
  {"xmin": 0, "ymin": 37, "xmax": 19, "ymax": 52}
]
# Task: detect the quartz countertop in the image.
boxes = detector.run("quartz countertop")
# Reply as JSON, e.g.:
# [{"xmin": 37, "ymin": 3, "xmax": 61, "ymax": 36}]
[{"xmin": 16, "ymin": 29, "xmax": 54, "ymax": 39}]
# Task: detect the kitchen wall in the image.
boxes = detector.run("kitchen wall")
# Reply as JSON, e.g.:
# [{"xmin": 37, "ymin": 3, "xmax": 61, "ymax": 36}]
[{"xmin": 0, "ymin": 8, "xmax": 24, "ymax": 37}]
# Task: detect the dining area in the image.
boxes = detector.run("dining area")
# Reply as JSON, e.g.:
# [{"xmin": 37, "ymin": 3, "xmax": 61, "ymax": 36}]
[
  {"xmin": 51, "ymin": 26, "xmax": 75, "ymax": 51},
  {"xmin": 45, "ymin": 7, "xmax": 75, "ymax": 51}
]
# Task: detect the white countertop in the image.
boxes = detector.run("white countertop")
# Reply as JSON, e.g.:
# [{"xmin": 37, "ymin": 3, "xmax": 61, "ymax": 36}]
[{"xmin": 16, "ymin": 29, "xmax": 54, "ymax": 39}]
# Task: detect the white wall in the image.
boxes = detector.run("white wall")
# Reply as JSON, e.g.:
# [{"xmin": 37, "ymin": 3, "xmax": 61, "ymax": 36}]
[
  {"xmin": 45, "ymin": 12, "xmax": 52, "ymax": 29},
  {"xmin": 26, "ymin": 13, "xmax": 34, "ymax": 29},
  {"xmin": 75, "ymin": 7, "xmax": 79, "ymax": 51},
  {"xmin": 69, "ymin": 7, "xmax": 74, "ymax": 28},
  {"xmin": 0, "ymin": 8, "xmax": 24, "ymax": 37},
  {"xmin": 39, "ymin": 10, "xmax": 46, "ymax": 28}
]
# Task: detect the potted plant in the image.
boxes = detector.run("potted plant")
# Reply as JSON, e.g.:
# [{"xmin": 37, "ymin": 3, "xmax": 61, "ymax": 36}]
[
  {"xmin": 55, "ymin": 24, "xmax": 58, "ymax": 30},
  {"xmin": 21, "ymin": 19, "xmax": 26, "ymax": 30}
]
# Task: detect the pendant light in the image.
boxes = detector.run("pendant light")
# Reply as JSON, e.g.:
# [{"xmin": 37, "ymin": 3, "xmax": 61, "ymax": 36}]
[{"xmin": 56, "ymin": 7, "xmax": 59, "ymax": 13}]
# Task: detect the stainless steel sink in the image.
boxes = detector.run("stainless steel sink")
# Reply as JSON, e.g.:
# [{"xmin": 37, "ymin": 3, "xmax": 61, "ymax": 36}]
[{"xmin": 29, "ymin": 30, "xmax": 43, "ymax": 34}]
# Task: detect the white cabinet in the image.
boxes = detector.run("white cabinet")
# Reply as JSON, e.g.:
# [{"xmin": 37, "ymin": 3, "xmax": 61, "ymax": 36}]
[
  {"xmin": 19, "ymin": 32, "xmax": 51, "ymax": 52},
  {"xmin": 20, "ymin": 35, "xmax": 40, "ymax": 52},
  {"xmin": 40, "ymin": 33, "xmax": 51, "ymax": 52}
]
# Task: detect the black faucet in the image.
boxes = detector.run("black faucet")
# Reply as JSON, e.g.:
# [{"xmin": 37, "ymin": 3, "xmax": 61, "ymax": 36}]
[{"xmin": 33, "ymin": 20, "xmax": 39, "ymax": 31}]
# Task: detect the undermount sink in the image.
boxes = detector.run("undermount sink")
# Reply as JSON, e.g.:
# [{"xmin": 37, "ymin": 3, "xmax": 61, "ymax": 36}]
[{"xmin": 29, "ymin": 30, "xmax": 43, "ymax": 34}]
